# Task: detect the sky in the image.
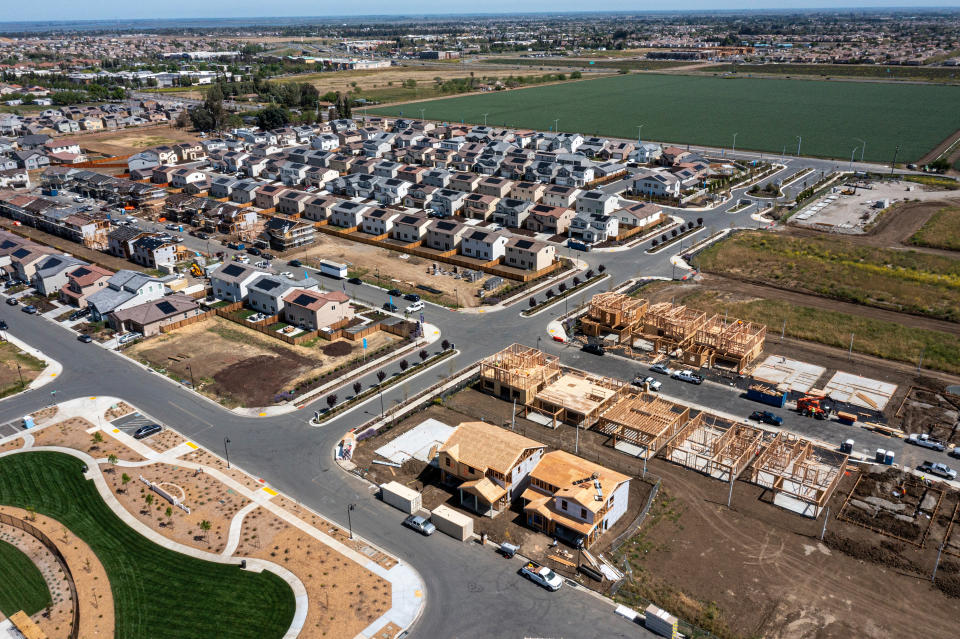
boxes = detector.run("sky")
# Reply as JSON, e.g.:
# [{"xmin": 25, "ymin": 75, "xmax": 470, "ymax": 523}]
[{"xmin": 3, "ymin": 1, "xmax": 960, "ymax": 23}]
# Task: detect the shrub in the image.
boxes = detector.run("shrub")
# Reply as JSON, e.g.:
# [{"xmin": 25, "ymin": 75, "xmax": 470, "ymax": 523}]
[
  {"xmin": 558, "ymin": 282, "xmax": 567, "ymax": 293},
  {"xmin": 326, "ymin": 394, "xmax": 337, "ymax": 408},
  {"xmin": 352, "ymin": 381, "xmax": 362, "ymax": 395},
  {"xmin": 419, "ymin": 349, "xmax": 428, "ymax": 362},
  {"xmin": 399, "ymin": 359, "xmax": 409, "ymax": 372},
  {"xmin": 529, "ymin": 297, "xmax": 537, "ymax": 308}
]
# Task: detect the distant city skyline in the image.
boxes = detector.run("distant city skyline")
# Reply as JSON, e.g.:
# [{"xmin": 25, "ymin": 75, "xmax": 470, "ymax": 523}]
[{"xmin": 3, "ymin": 2, "xmax": 960, "ymax": 23}]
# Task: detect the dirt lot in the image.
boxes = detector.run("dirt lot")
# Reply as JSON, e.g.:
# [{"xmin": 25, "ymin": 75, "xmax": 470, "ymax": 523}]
[
  {"xmin": 280, "ymin": 65, "xmax": 513, "ymax": 94},
  {"xmin": 295, "ymin": 231, "xmax": 488, "ymax": 307},
  {"xmin": 77, "ymin": 124, "xmax": 203, "ymax": 157},
  {"xmin": 613, "ymin": 457, "xmax": 960, "ymax": 639},
  {"xmin": 125, "ymin": 315, "xmax": 400, "ymax": 407},
  {"xmin": 893, "ymin": 385, "xmax": 960, "ymax": 444}
]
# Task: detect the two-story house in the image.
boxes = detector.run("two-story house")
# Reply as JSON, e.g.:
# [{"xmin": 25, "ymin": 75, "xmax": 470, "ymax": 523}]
[
  {"xmin": 424, "ymin": 219, "xmax": 466, "ymax": 252},
  {"xmin": 461, "ymin": 229, "xmax": 508, "ymax": 261},
  {"xmin": 360, "ymin": 208, "xmax": 401, "ymax": 236},
  {"xmin": 503, "ymin": 238, "xmax": 555, "ymax": 271},
  {"xmin": 209, "ymin": 262, "xmax": 270, "ymax": 303},
  {"xmin": 281, "ymin": 289, "xmax": 352, "ymax": 331},
  {"xmin": 391, "ymin": 214, "xmax": 430, "ymax": 243},
  {"xmin": 493, "ymin": 198, "xmax": 533, "ymax": 229},
  {"xmin": 525, "ymin": 204, "xmax": 576, "ymax": 235},
  {"xmin": 58, "ymin": 264, "xmax": 114, "ymax": 308},
  {"xmin": 86, "ymin": 270, "xmax": 166, "ymax": 322}
]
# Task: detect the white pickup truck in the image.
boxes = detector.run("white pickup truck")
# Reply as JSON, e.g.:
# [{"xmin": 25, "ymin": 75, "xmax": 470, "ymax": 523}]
[{"xmin": 519, "ymin": 561, "xmax": 563, "ymax": 591}]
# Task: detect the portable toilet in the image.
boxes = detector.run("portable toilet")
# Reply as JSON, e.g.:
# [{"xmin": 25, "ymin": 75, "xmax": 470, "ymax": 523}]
[
  {"xmin": 875, "ymin": 449, "xmax": 886, "ymax": 463},
  {"xmin": 884, "ymin": 450, "xmax": 895, "ymax": 465},
  {"xmin": 840, "ymin": 439, "xmax": 854, "ymax": 454},
  {"xmin": 22, "ymin": 415, "xmax": 34, "ymax": 429}
]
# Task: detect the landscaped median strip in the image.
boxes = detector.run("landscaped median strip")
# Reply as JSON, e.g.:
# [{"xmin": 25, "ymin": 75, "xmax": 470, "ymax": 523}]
[
  {"xmin": 520, "ymin": 273, "xmax": 609, "ymax": 317},
  {"xmin": 312, "ymin": 348, "xmax": 458, "ymax": 425}
]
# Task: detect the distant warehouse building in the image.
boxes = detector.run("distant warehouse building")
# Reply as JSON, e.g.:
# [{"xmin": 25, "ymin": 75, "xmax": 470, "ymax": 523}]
[{"xmin": 419, "ymin": 50, "xmax": 460, "ymax": 60}]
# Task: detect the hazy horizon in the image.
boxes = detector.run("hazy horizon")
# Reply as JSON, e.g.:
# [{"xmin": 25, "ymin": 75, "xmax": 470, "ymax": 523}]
[{"xmin": 3, "ymin": 2, "xmax": 960, "ymax": 24}]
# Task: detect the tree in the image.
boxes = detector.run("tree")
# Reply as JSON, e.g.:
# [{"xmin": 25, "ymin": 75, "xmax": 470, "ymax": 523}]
[
  {"xmin": 399, "ymin": 359, "xmax": 409, "ymax": 372},
  {"xmin": 92, "ymin": 431, "xmax": 104, "ymax": 445},
  {"xmin": 121, "ymin": 473, "xmax": 131, "ymax": 491},
  {"xmin": 661, "ymin": 234, "xmax": 668, "ymax": 242},
  {"xmin": 107, "ymin": 454, "xmax": 118, "ymax": 465},
  {"xmin": 353, "ymin": 381, "xmax": 363, "ymax": 395},
  {"xmin": 571, "ymin": 71, "xmax": 582, "ymax": 79},
  {"xmin": 529, "ymin": 297, "xmax": 537, "ymax": 308},
  {"xmin": 558, "ymin": 282, "xmax": 567, "ymax": 293},
  {"xmin": 145, "ymin": 493, "xmax": 154, "ymax": 507},
  {"xmin": 546, "ymin": 289, "xmax": 555, "ymax": 298},
  {"xmin": 573, "ymin": 276, "xmax": 581, "ymax": 285},
  {"xmin": 174, "ymin": 110, "xmax": 190, "ymax": 129},
  {"xmin": 441, "ymin": 339, "xmax": 451, "ymax": 350},
  {"xmin": 256, "ymin": 104, "xmax": 289, "ymax": 130},
  {"xmin": 419, "ymin": 349, "xmax": 428, "ymax": 362},
  {"xmin": 199, "ymin": 519, "xmax": 211, "ymax": 540},
  {"xmin": 598, "ymin": 264, "xmax": 607, "ymax": 273},
  {"xmin": 697, "ymin": 217, "xmax": 704, "ymax": 226},
  {"xmin": 326, "ymin": 394, "xmax": 338, "ymax": 409},
  {"xmin": 671, "ymin": 229, "xmax": 678, "ymax": 237},
  {"xmin": 165, "ymin": 506, "xmax": 173, "ymax": 521}
]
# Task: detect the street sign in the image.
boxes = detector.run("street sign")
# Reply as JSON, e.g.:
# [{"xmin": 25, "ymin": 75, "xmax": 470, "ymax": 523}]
[{"xmin": 362, "ymin": 337, "xmax": 367, "ymax": 349}]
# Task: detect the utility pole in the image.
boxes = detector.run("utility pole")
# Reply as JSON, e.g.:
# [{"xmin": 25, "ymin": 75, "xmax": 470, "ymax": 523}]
[
  {"xmin": 224, "ymin": 437, "xmax": 231, "ymax": 468},
  {"xmin": 848, "ymin": 333, "xmax": 855, "ymax": 359},
  {"xmin": 890, "ymin": 144, "xmax": 900, "ymax": 176},
  {"xmin": 796, "ymin": 135, "xmax": 802, "ymax": 157},
  {"xmin": 820, "ymin": 506, "xmax": 830, "ymax": 541},
  {"xmin": 727, "ymin": 476, "xmax": 734, "ymax": 507}
]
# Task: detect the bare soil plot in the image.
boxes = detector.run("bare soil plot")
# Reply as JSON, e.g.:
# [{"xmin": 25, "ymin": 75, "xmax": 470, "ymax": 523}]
[
  {"xmin": 140, "ymin": 428, "xmax": 186, "ymax": 454},
  {"xmin": 237, "ymin": 508, "xmax": 393, "ymax": 638},
  {"xmin": 78, "ymin": 124, "xmax": 202, "ymax": 157},
  {"xmin": 296, "ymin": 231, "xmax": 487, "ymax": 307},
  {"xmin": 0, "ymin": 437, "xmax": 24, "ymax": 454},
  {"xmin": 32, "ymin": 417, "xmax": 145, "ymax": 463},
  {"xmin": 282, "ymin": 64, "xmax": 525, "ymax": 94},
  {"xmin": 893, "ymin": 385, "xmax": 960, "ymax": 445},
  {"xmin": 125, "ymin": 316, "xmax": 399, "ymax": 407}
]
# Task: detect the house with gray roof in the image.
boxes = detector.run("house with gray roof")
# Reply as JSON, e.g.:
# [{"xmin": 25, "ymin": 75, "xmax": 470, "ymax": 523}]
[
  {"xmin": 86, "ymin": 270, "xmax": 166, "ymax": 321},
  {"xmin": 246, "ymin": 273, "xmax": 319, "ymax": 315},
  {"xmin": 209, "ymin": 262, "xmax": 270, "ymax": 302},
  {"xmin": 31, "ymin": 254, "xmax": 87, "ymax": 295}
]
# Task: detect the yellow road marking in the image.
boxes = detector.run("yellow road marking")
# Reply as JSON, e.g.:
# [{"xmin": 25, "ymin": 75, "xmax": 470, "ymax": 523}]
[
  {"xmin": 258, "ymin": 412, "xmax": 267, "ymax": 416},
  {"xmin": 262, "ymin": 487, "xmax": 278, "ymax": 496},
  {"xmin": 112, "ymin": 428, "xmax": 119, "ymax": 433},
  {"xmin": 185, "ymin": 442, "xmax": 198, "ymax": 449},
  {"xmin": 414, "ymin": 590, "xmax": 423, "ymax": 598}
]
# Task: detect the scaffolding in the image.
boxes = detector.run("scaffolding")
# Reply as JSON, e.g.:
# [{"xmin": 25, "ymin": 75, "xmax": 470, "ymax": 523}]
[
  {"xmin": 594, "ymin": 390, "xmax": 690, "ymax": 459},
  {"xmin": 479, "ymin": 344, "xmax": 561, "ymax": 404},
  {"xmin": 527, "ymin": 369, "xmax": 625, "ymax": 428},
  {"xmin": 661, "ymin": 413, "xmax": 766, "ymax": 482},
  {"xmin": 748, "ymin": 432, "xmax": 848, "ymax": 518},
  {"xmin": 580, "ymin": 292, "xmax": 648, "ymax": 343}
]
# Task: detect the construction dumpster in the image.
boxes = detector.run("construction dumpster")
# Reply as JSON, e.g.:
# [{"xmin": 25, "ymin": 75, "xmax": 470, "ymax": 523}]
[
  {"xmin": 380, "ymin": 481, "xmax": 422, "ymax": 514},
  {"xmin": 746, "ymin": 383, "xmax": 787, "ymax": 408},
  {"xmin": 430, "ymin": 504, "xmax": 473, "ymax": 541},
  {"xmin": 644, "ymin": 604, "xmax": 678, "ymax": 638}
]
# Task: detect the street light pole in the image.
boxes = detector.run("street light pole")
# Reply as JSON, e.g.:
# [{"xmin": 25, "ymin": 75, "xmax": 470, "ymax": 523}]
[
  {"xmin": 731, "ymin": 132, "xmax": 738, "ymax": 158},
  {"xmin": 795, "ymin": 135, "xmax": 802, "ymax": 157},
  {"xmin": 636, "ymin": 124, "xmax": 644, "ymax": 142},
  {"xmin": 186, "ymin": 364, "xmax": 195, "ymax": 388},
  {"xmin": 224, "ymin": 436, "xmax": 231, "ymax": 468},
  {"xmin": 16, "ymin": 362, "xmax": 23, "ymax": 389},
  {"xmin": 347, "ymin": 503, "xmax": 356, "ymax": 540},
  {"xmin": 849, "ymin": 147, "xmax": 858, "ymax": 171},
  {"xmin": 854, "ymin": 138, "xmax": 866, "ymax": 163}
]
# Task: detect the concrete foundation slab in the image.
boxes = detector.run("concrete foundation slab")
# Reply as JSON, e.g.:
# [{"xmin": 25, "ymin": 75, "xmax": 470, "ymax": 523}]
[
  {"xmin": 374, "ymin": 418, "xmax": 454, "ymax": 464},
  {"xmin": 752, "ymin": 355, "xmax": 825, "ymax": 393},
  {"xmin": 823, "ymin": 371, "xmax": 897, "ymax": 411}
]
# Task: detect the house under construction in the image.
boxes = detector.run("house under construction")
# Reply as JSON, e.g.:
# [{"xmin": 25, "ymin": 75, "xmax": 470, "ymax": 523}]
[
  {"xmin": 593, "ymin": 389, "xmax": 691, "ymax": 459},
  {"xmin": 748, "ymin": 432, "xmax": 848, "ymax": 518},
  {"xmin": 661, "ymin": 413, "xmax": 766, "ymax": 482},
  {"xmin": 479, "ymin": 344, "xmax": 561, "ymax": 404},
  {"xmin": 525, "ymin": 369, "xmax": 625, "ymax": 428},
  {"xmin": 578, "ymin": 293, "xmax": 767, "ymax": 373}
]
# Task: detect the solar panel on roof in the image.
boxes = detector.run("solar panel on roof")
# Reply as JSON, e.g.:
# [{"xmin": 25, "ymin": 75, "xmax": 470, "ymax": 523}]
[
  {"xmin": 255, "ymin": 279, "xmax": 280, "ymax": 291},
  {"xmin": 71, "ymin": 267, "xmax": 91, "ymax": 278},
  {"xmin": 291, "ymin": 293, "xmax": 316, "ymax": 306},
  {"xmin": 156, "ymin": 301, "xmax": 177, "ymax": 315},
  {"xmin": 222, "ymin": 264, "xmax": 245, "ymax": 277}
]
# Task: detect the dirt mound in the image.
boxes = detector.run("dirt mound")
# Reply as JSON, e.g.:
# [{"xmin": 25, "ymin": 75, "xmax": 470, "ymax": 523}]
[
  {"xmin": 823, "ymin": 531, "xmax": 917, "ymax": 572},
  {"xmin": 323, "ymin": 341, "xmax": 354, "ymax": 357}
]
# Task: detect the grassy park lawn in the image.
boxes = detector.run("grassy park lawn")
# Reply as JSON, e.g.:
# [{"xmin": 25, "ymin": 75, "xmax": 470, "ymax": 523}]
[
  {"xmin": 368, "ymin": 72, "xmax": 960, "ymax": 162},
  {"xmin": 0, "ymin": 540, "xmax": 50, "ymax": 616},
  {"xmin": 910, "ymin": 206, "xmax": 960, "ymax": 251},
  {"xmin": 694, "ymin": 231, "xmax": 960, "ymax": 322},
  {"xmin": 0, "ymin": 452, "xmax": 294, "ymax": 639}
]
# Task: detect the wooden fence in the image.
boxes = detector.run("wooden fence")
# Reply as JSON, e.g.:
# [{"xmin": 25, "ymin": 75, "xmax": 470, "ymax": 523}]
[{"xmin": 159, "ymin": 310, "xmax": 213, "ymax": 333}]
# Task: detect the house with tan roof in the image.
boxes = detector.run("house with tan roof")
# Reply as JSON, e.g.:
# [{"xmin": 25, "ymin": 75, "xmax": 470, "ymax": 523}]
[
  {"xmin": 281, "ymin": 289, "xmax": 352, "ymax": 331},
  {"xmin": 438, "ymin": 421, "xmax": 545, "ymax": 517},
  {"xmin": 59, "ymin": 263, "xmax": 114, "ymax": 307},
  {"xmin": 522, "ymin": 450, "xmax": 630, "ymax": 548}
]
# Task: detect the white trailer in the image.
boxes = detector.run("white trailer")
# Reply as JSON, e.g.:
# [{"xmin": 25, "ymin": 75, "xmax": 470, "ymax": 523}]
[
  {"xmin": 319, "ymin": 259, "xmax": 348, "ymax": 279},
  {"xmin": 380, "ymin": 481, "xmax": 422, "ymax": 514}
]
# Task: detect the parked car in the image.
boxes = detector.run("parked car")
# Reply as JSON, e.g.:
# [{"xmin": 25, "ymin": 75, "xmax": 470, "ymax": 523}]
[
  {"xmin": 348, "ymin": 277, "xmax": 363, "ymax": 285},
  {"xmin": 165, "ymin": 223, "xmax": 179, "ymax": 231},
  {"xmin": 246, "ymin": 246, "xmax": 262, "ymax": 256},
  {"xmin": 21, "ymin": 305, "xmax": 37, "ymax": 314},
  {"xmin": 0, "ymin": 320, "xmax": 6, "ymax": 330},
  {"xmin": 907, "ymin": 433, "xmax": 946, "ymax": 452},
  {"xmin": 383, "ymin": 302, "xmax": 398, "ymax": 312},
  {"xmin": 749, "ymin": 410, "xmax": 783, "ymax": 426},
  {"xmin": 671, "ymin": 370, "xmax": 703, "ymax": 385},
  {"xmin": 196, "ymin": 232, "xmax": 209, "ymax": 240},
  {"xmin": 406, "ymin": 301, "xmax": 424, "ymax": 314},
  {"xmin": 581, "ymin": 342, "xmax": 605, "ymax": 356},
  {"xmin": 519, "ymin": 561, "xmax": 562, "ymax": 591},
  {"xmin": 632, "ymin": 376, "xmax": 661, "ymax": 391},
  {"xmin": 917, "ymin": 461, "xmax": 957, "ymax": 480},
  {"xmin": 69, "ymin": 308, "xmax": 90, "ymax": 321},
  {"xmin": 280, "ymin": 271, "xmax": 294, "ymax": 279},
  {"xmin": 261, "ymin": 252, "xmax": 275, "ymax": 260},
  {"xmin": 387, "ymin": 289, "xmax": 402, "ymax": 297},
  {"xmin": 403, "ymin": 293, "xmax": 421, "ymax": 302},
  {"xmin": 77, "ymin": 334, "xmax": 93, "ymax": 343},
  {"xmin": 402, "ymin": 515, "xmax": 436, "ymax": 536},
  {"xmin": 133, "ymin": 423, "xmax": 162, "ymax": 439},
  {"xmin": 649, "ymin": 363, "xmax": 672, "ymax": 375},
  {"xmin": 5, "ymin": 297, "xmax": 18, "ymax": 306},
  {"xmin": 948, "ymin": 447, "xmax": 960, "ymax": 460},
  {"xmin": 288, "ymin": 259, "xmax": 302, "ymax": 267}
]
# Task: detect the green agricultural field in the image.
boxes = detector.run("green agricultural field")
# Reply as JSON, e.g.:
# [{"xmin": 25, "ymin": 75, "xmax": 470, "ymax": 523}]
[
  {"xmin": 673, "ymin": 289, "xmax": 960, "ymax": 375},
  {"xmin": 0, "ymin": 540, "xmax": 51, "ymax": 617},
  {"xmin": 0, "ymin": 452, "xmax": 295, "ymax": 639},
  {"xmin": 484, "ymin": 58, "xmax": 691, "ymax": 71},
  {"xmin": 911, "ymin": 206, "xmax": 960, "ymax": 251},
  {"xmin": 694, "ymin": 231, "xmax": 960, "ymax": 322},
  {"xmin": 368, "ymin": 72, "xmax": 960, "ymax": 162},
  {"xmin": 700, "ymin": 63, "xmax": 960, "ymax": 84}
]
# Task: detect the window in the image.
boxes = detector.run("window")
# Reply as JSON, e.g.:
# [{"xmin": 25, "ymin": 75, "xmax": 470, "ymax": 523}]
[
  {"xmin": 580, "ymin": 507, "xmax": 587, "ymax": 519},
  {"xmin": 561, "ymin": 500, "xmax": 568, "ymax": 511},
  {"xmin": 445, "ymin": 457, "xmax": 451, "ymax": 467}
]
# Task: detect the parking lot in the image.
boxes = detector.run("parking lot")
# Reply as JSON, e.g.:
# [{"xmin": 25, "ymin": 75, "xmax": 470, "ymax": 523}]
[
  {"xmin": 111, "ymin": 411, "xmax": 162, "ymax": 436},
  {"xmin": 0, "ymin": 418, "xmax": 24, "ymax": 439}
]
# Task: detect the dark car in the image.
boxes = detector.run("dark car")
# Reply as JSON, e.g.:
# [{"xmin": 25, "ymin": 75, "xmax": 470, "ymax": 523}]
[
  {"xmin": 21, "ymin": 305, "xmax": 37, "ymax": 314},
  {"xmin": 246, "ymin": 246, "xmax": 262, "ymax": 256},
  {"xmin": 749, "ymin": 410, "xmax": 783, "ymax": 426},
  {"xmin": 196, "ymin": 232, "xmax": 209, "ymax": 240},
  {"xmin": 0, "ymin": 320, "xmax": 6, "ymax": 330},
  {"xmin": 261, "ymin": 252, "xmax": 275, "ymax": 260},
  {"xmin": 5, "ymin": 297, "xmax": 18, "ymax": 306},
  {"xmin": 582, "ymin": 342, "xmax": 605, "ymax": 356},
  {"xmin": 403, "ymin": 293, "xmax": 421, "ymax": 302},
  {"xmin": 77, "ymin": 334, "xmax": 93, "ymax": 343},
  {"xmin": 133, "ymin": 423, "xmax": 162, "ymax": 439},
  {"xmin": 383, "ymin": 302, "xmax": 398, "ymax": 312},
  {"xmin": 387, "ymin": 289, "xmax": 402, "ymax": 297},
  {"xmin": 348, "ymin": 277, "xmax": 363, "ymax": 285},
  {"xmin": 69, "ymin": 308, "xmax": 90, "ymax": 321},
  {"xmin": 288, "ymin": 259, "xmax": 302, "ymax": 267}
]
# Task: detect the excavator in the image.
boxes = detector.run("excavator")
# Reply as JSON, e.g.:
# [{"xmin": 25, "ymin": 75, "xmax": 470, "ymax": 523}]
[
  {"xmin": 189, "ymin": 263, "xmax": 204, "ymax": 278},
  {"xmin": 797, "ymin": 394, "xmax": 832, "ymax": 420}
]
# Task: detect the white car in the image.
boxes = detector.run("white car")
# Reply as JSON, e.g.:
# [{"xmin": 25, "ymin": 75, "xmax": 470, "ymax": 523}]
[
  {"xmin": 633, "ymin": 376, "xmax": 661, "ymax": 391},
  {"xmin": 406, "ymin": 301, "xmax": 424, "ymax": 313},
  {"xmin": 280, "ymin": 271, "xmax": 294, "ymax": 279}
]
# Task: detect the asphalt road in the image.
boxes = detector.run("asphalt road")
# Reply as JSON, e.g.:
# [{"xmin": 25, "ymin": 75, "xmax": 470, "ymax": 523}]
[{"xmin": 0, "ymin": 154, "xmax": 938, "ymax": 637}]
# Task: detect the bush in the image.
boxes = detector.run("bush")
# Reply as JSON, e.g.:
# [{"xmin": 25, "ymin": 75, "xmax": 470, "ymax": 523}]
[
  {"xmin": 529, "ymin": 297, "xmax": 537, "ymax": 308},
  {"xmin": 399, "ymin": 359, "xmax": 409, "ymax": 372},
  {"xmin": 558, "ymin": 282, "xmax": 567, "ymax": 293},
  {"xmin": 441, "ymin": 339, "xmax": 451, "ymax": 350},
  {"xmin": 546, "ymin": 289, "xmax": 555, "ymax": 298}
]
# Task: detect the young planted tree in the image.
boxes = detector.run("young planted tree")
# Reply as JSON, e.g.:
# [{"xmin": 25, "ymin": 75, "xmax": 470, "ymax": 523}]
[
  {"xmin": 107, "ymin": 454, "xmax": 118, "ymax": 465},
  {"xmin": 399, "ymin": 359, "xmax": 409, "ymax": 372},
  {"xmin": 199, "ymin": 519, "xmax": 212, "ymax": 541},
  {"xmin": 353, "ymin": 381, "xmax": 363, "ymax": 395},
  {"xmin": 419, "ymin": 349, "xmax": 428, "ymax": 362},
  {"xmin": 121, "ymin": 473, "xmax": 131, "ymax": 492},
  {"xmin": 326, "ymin": 394, "xmax": 338, "ymax": 409},
  {"xmin": 441, "ymin": 339, "xmax": 451, "ymax": 350}
]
